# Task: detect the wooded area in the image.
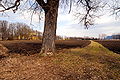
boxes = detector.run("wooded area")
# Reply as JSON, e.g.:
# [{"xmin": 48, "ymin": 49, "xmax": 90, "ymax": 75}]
[{"xmin": 0, "ymin": 20, "xmax": 42, "ymax": 40}]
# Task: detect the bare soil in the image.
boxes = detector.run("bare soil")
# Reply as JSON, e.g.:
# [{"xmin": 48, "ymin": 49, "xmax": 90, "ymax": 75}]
[
  {"xmin": 0, "ymin": 40, "xmax": 90, "ymax": 55},
  {"xmin": 95, "ymin": 40, "xmax": 120, "ymax": 54}
]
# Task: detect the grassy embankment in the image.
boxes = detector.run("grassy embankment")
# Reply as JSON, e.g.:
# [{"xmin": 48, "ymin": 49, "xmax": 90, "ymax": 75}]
[{"xmin": 52, "ymin": 41, "xmax": 120, "ymax": 79}]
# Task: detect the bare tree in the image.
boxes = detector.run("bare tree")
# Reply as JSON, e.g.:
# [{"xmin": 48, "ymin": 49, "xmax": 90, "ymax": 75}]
[
  {"xmin": 0, "ymin": 20, "xmax": 38, "ymax": 40},
  {"xmin": 0, "ymin": 0, "xmax": 105, "ymax": 55},
  {"xmin": 0, "ymin": 20, "xmax": 9, "ymax": 40},
  {"xmin": 8, "ymin": 23, "xmax": 16, "ymax": 40},
  {"xmin": 13, "ymin": 23, "xmax": 31, "ymax": 40}
]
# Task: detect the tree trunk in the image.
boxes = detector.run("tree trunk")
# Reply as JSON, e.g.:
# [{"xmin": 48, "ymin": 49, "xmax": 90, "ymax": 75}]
[{"xmin": 40, "ymin": 2, "xmax": 59, "ymax": 56}]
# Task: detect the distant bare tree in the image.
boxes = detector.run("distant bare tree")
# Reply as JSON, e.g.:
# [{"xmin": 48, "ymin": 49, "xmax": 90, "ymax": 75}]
[
  {"xmin": 0, "ymin": 20, "xmax": 38, "ymax": 40},
  {"xmin": 99, "ymin": 34, "xmax": 106, "ymax": 40},
  {"xmin": 8, "ymin": 23, "xmax": 16, "ymax": 40},
  {"xmin": 14, "ymin": 23, "xmax": 31, "ymax": 40},
  {"xmin": 56, "ymin": 35, "xmax": 63, "ymax": 40},
  {"xmin": 0, "ymin": 20, "xmax": 9, "ymax": 40}
]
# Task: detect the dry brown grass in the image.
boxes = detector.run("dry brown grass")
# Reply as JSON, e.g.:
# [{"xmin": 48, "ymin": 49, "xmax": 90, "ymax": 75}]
[
  {"xmin": 0, "ymin": 40, "xmax": 120, "ymax": 80},
  {"xmin": 52, "ymin": 41, "xmax": 120, "ymax": 80}
]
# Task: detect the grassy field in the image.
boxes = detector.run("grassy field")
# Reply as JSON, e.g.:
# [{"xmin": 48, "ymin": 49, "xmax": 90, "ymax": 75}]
[{"xmin": 0, "ymin": 40, "xmax": 120, "ymax": 80}]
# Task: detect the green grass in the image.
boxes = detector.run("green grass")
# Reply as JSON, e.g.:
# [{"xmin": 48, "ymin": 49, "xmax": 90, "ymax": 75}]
[{"xmin": 52, "ymin": 41, "xmax": 120, "ymax": 80}]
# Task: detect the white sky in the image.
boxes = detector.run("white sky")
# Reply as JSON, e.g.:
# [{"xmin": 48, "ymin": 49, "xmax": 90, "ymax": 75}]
[
  {"xmin": 0, "ymin": 3, "xmax": 120, "ymax": 38},
  {"xmin": 57, "ymin": 8, "xmax": 120, "ymax": 38}
]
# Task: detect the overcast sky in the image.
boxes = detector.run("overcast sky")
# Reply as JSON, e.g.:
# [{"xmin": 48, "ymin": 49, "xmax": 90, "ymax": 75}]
[{"xmin": 0, "ymin": 1, "xmax": 120, "ymax": 38}]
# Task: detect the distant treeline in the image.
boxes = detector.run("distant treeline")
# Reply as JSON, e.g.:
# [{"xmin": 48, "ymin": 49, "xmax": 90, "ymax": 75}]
[
  {"xmin": 0, "ymin": 20, "xmax": 42, "ymax": 40},
  {"xmin": 0, "ymin": 20, "xmax": 99, "ymax": 41},
  {"xmin": 56, "ymin": 36, "xmax": 99, "ymax": 40},
  {"xmin": 64, "ymin": 37, "xmax": 99, "ymax": 40}
]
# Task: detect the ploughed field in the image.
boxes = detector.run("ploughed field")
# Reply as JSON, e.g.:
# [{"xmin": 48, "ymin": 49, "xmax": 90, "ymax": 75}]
[
  {"xmin": 95, "ymin": 40, "xmax": 120, "ymax": 54},
  {"xmin": 0, "ymin": 40, "xmax": 90, "ymax": 55}
]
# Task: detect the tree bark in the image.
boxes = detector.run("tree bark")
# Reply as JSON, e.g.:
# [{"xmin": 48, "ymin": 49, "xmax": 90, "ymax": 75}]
[{"xmin": 40, "ymin": 1, "xmax": 59, "ymax": 56}]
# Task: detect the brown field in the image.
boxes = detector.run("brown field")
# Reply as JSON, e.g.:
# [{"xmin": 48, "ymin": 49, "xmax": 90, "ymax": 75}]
[
  {"xmin": 0, "ymin": 40, "xmax": 91, "ymax": 55},
  {"xmin": 95, "ymin": 40, "xmax": 120, "ymax": 54},
  {"xmin": 0, "ymin": 40, "xmax": 120, "ymax": 80}
]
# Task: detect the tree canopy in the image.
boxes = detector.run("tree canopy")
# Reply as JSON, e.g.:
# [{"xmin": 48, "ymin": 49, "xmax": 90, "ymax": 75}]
[{"xmin": 0, "ymin": 0, "xmax": 110, "ymax": 27}]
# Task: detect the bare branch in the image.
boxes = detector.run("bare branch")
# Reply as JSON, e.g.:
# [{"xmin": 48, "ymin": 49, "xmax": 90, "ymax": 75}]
[
  {"xmin": 110, "ymin": 0, "xmax": 120, "ymax": 19},
  {"xmin": 0, "ymin": 0, "xmax": 20, "ymax": 13},
  {"xmin": 36, "ymin": 0, "xmax": 47, "ymax": 10},
  {"xmin": 68, "ymin": 0, "xmax": 72, "ymax": 13},
  {"xmin": 75, "ymin": 0, "xmax": 105, "ymax": 28}
]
